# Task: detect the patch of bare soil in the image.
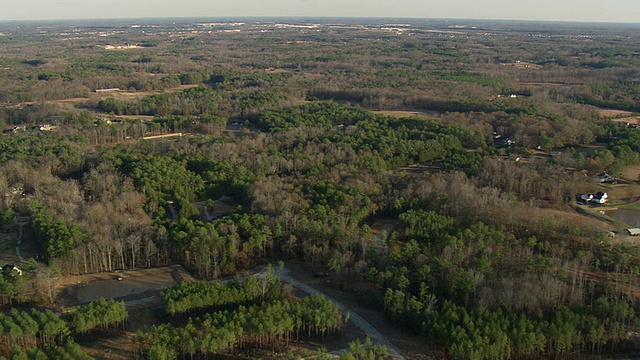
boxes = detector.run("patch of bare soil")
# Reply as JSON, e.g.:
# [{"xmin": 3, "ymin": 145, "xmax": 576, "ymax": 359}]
[
  {"xmin": 371, "ymin": 219, "xmax": 397, "ymax": 236},
  {"xmin": 611, "ymin": 116, "xmax": 640, "ymax": 125},
  {"xmin": 509, "ymin": 62, "xmax": 543, "ymax": 70},
  {"xmin": 193, "ymin": 196, "xmax": 240, "ymax": 221},
  {"xmin": 113, "ymin": 114, "xmax": 155, "ymax": 121},
  {"xmin": 112, "ymin": 84, "xmax": 199, "ymax": 100},
  {"xmin": 82, "ymin": 332, "xmax": 137, "ymax": 360},
  {"xmin": 1, "ymin": 85, "xmax": 200, "ymax": 110},
  {"xmin": 518, "ymin": 82, "xmax": 568, "ymax": 87},
  {"xmin": 599, "ymin": 109, "xmax": 634, "ymax": 118},
  {"xmin": 57, "ymin": 265, "xmax": 195, "ymax": 305},
  {"xmin": 397, "ymin": 162, "xmax": 440, "ymax": 174},
  {"xmin": 372, "ymin": 108, "xmax": 441, "ymax": 118}
]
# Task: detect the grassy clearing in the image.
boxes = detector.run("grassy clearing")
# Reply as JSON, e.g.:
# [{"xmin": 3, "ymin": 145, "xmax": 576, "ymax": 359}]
[{"xmin": 617, "ymin": 200, "xmax": 640, "ymax": 210}]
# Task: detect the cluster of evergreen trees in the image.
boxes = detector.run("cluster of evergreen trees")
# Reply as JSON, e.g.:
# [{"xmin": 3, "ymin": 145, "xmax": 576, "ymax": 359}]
[
  {"xmin": 162, "ymin": 274, "xmax": 283, "ymax": 316},
  {"xmin": 97, "ymin": 87, "xmax": 287, "ymax": 118},
  {"xmin": 30, "ymin": 201, "xmax": 88, "ymax": 264},
  {"xmin": 1, "ymin": 340, "xmax": 92, "ymax": 360},
  {"xmin": 137, "ymin": 295, "xmax": 343, "ymax": 359},
  {"xmin": 168, "ymin": 214, "xmax": 275, "ymax": 278},
  {"xmin": 0, "ymin": 299, "xmax": 127, "ymax": 357},
  {"xmin": 67, "ymin": 298, "xmax": 128, "ymax": 334},
  {"xmin": 0, "ymin": 309, "xmax": 69, "ymax": 350},
  {"xmin": 339, "ymin": 337, "xmax": 388, "ymax": 360}
]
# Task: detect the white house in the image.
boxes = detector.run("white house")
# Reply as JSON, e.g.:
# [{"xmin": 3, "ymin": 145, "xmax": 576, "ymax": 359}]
[{"xmin": 2, "ymin": 264, "xmax": 22, "ymax": 276}]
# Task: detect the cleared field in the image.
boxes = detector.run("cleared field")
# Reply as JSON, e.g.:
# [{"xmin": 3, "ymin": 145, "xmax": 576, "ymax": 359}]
[
  {"xmin": 372, "ymin": 108, "xmax": 441, "ymax": 118},
  {"xmin": 519, "ymin": 82, "xmax": 568, "ymax": 87},
  {"xmin": 58, "ymin": 265, "xmax": 195, "ymax": 304},
  {"xmin": 600, "ymin": 109, "xmax": 634, "ymax": 118},
  {"xmin": 114, "ymin": 114, "xmax": 155, "ymax": 121},
  {"xmin": 110, "ymin": 84, "xmax": 199, "ymax": 100},
  {"xmin": 610, "ymin": 116, "xmax": 640, "ymax": 125},
  {"xmin": 0, "ymin": 84, "xmax": 199, "ymax": 109},
  {"xmin": 193, "ymin": 196, "xmax": 240, "ymax": 221}
]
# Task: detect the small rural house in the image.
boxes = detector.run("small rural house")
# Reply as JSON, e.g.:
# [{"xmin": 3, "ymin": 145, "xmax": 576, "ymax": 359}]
[
  {"xmin": 580, "ymin": 192, "xmax": 608, "ymax": 204},
  {"xmin": 2, "ymin": 264, "xmax": 22, "ymax": 276},
  {"xmin": 627, "ymin": 228, "xmax": 640, "ymax": 236}
]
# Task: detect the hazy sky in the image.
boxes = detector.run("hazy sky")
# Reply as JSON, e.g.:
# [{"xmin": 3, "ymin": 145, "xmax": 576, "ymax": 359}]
[{"xmin": 1, "ymin": 0, "xmax": 638, "ymax": 22}]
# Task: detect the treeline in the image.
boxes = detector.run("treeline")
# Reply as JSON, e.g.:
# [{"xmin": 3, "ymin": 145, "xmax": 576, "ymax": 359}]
[
  {"xmin": 573, "ymin": 80, "xmax": 640, "ymax": 112},
  {"xmin": 30, "ymin": 201, "xmax": 88, "ymax": 264},
  {"xmin": 0, "ymin": 340, "xmax": 92, "ymax": 360},
  {"xmin": 167, "ymin": 214, "xmax": 274, "ymax": 278},
  {"xmin": 136, "ymin": 295, "xmax": 343, "ymax": 359},
  {"xmin": 0, "ymin": 302, "xmax": 119, "ymax": 359},
  {"xmin": 67, "ymin": 298, "xmax": 128, "ymax": 334},
  {"xmin": 420, "ymin": 298, "xmax": 636, "ymax": 360},
  {"xmin": 340, "ymin": 337, "xmax": 389, "ymax": 360},
  {"xmin": 126, "ymin": 155, "xmax": 205, "ymax": 219},
  {"xmin": 97, "ymin": 87, "xmax": 288, "ymax": 119},
  {"xmin": 0, "ymin": 308, "xmax": 69, "ymax": 350},
  {"xmin": 162, "ymin": 273, "xmax": 283, "ymax": 316},
  {"xmin": 0, "ymin": 134, "xmax": 84, "ymax": 178}
]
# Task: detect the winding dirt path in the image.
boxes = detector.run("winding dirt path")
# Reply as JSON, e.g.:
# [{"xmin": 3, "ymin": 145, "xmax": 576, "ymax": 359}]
[{"xmin": 277, "ymin": 267, "xmax": 407, "ymax": 360}]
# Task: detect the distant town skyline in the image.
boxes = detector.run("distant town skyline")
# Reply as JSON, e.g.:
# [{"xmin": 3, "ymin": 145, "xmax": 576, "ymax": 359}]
[{"xmin": 1, "ymin": 0, "xmax": 638, "ymax": 23}]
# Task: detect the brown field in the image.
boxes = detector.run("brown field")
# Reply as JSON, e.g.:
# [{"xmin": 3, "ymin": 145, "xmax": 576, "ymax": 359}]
[
  {"xmin": 82, "ymin": 333, "xmax": 137, "ymax": 360},
  {"xmin": 599, "ymin": 109, "xmax": 634, "ymax": 118},
  {"xmin": 518, "ymin": 82, "xmax": 568, "ymax": 87},
  {"xmin": 114, "ymin": 114, "xmax": 155, "ymax": 121},
  {"xmin": 372, "ymin": 109, "xmax": 441, "ymax": 118},
  {"xmin": 56, "ymin": 266, "xmax": 197, "ymax": 358},
  {"xmin": 193, "ymin": 196, "xmax": 240, "ymax": 221},
  {"xmin": 611, "ymin": 116, "xmax": 640, "ymax": 125},
  {"xmin": 58, "ymin": 265, "xmax": 195, "ymax": 305},
  {"xmin": 1, "ymin": 84, "xmax": 199, "ymax": 109},
  {"xmin": 506, "ymin": 62, "xmax": 542, "ymax": 70},
  {"xmin": 370, "ymin": 219, "xmax": 397, "ymax": 235},
  {"xmin": 111, "ymin": 84, "xmax": 199, "ymax": 100}
]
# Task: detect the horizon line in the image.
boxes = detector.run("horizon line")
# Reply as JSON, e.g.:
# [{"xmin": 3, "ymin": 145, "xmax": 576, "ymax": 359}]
[{"xmin": 0, "ymin": 16, "xmax": 638, "ymax": 26}]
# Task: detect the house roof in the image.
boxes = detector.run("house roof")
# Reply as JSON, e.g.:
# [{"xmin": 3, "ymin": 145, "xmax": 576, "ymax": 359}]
[
  {"xmin": 627, "ymin": 228, "xmax": 640, "ymax": 236},
  {"xmin": 2, "ymin": 264, "xmax": 22, "ymax": 275}
]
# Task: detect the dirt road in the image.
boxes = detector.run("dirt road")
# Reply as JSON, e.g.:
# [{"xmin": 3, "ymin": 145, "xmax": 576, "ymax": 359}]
[{"xmin": 277, "ymin": 267, "xmax": 407, "ymax": 360}]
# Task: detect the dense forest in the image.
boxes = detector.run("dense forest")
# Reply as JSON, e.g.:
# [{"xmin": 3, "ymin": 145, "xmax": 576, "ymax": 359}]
[{"xmin": 1, "ymin": 18, "xmax": 640, "ymax": 359}]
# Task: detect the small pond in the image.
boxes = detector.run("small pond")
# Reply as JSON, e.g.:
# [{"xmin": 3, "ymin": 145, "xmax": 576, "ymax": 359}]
[{"xmin": 605, "ymin": 209, "xmax": 640, "ymax": 227}]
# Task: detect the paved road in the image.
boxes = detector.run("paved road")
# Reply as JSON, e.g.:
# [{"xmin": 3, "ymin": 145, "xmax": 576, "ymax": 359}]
[{"xmin": 276, "ymin": 267, "xmax": 406, "ymax": 360}]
